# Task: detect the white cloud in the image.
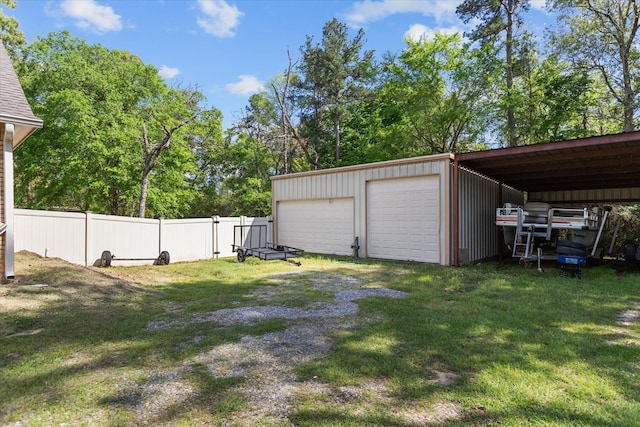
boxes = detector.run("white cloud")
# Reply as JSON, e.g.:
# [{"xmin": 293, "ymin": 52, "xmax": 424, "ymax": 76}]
[
  {"xmin": 196, "ymin": 0, "xmax": 243, "ymax": 38},
  {"xmin": 530, "ymin": 0, "xmax": 547, "ymax": 12},
  {"xmin": 158, "ymin": 65, "xmax": 180, "ymax": 79},
  {"xmin": 344, "ymin": 0, "xmax": 457, "ymax": 27},
  {"xmin": 57, "ymin": 0, "xmax": 122, "ymax": 34},
  {"xmin": 404, "ymin": 24, "xmax": 463, "ymax": 42},
  {"xmin": 225, "ymin": 75, "xmax": 264, "ymax": 95}
]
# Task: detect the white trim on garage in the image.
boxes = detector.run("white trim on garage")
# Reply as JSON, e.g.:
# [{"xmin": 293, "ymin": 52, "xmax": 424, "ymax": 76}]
[
  {"xmin": 366, "ymin": 176, "xmax": 440, "ymax": 263},
  {"xmin": 276, "ymin": 198, "xmax": 354, "ymax": 255}
]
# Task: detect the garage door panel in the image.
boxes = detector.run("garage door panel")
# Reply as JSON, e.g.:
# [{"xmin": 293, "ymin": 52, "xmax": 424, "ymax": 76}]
[
  {"xmin": 367, "ymin": 176, "xmax": 440, "ymax": 263},
  {"xmin": 277, "ymin": 198, "xmax": 353, "ymax": 255}
]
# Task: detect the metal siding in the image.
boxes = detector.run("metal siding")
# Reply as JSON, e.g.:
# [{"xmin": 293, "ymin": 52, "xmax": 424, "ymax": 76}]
[
  {"xmin": 271, "ymin": 155, "xmax": 453, "ymax": 264},
  {"xmin": 503, "ymin": 185, "xmax": 524, "ymax": 205},
  {"xmin": 458, "ymin": 168, "xmax": 502, "ymax": 264},
  {"xmin": 530, "ymin": 188, "xmax": 640, "ymax": 205}
]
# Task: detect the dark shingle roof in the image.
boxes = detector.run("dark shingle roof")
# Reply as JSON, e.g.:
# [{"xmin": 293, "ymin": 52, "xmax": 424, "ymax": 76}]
[{"xmin": 0, "ymin": 41, "xmax": 43, "ymax": 148}]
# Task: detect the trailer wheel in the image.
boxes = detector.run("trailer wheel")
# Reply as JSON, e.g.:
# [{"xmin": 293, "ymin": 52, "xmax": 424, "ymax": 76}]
[
  {"xmin": 101, "ymin": 250, "xmax": 112, "ymax": 267},
  {"xmin": 157, "ymin": 251, "xmax": 170, "ymax": 265},
  {"xmin": 237, "ymin": 249, "xmax": 245, "ymax": 263}
]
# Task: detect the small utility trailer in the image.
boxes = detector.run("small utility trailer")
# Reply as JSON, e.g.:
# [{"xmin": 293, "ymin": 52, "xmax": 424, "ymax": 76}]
[
  {"xmin": 231, "ymin": 224, "xmax": 303, "ymax": 264},
  {"xmin": 100, "ymin": 250, "xmax": 170, "ymax": 267}
]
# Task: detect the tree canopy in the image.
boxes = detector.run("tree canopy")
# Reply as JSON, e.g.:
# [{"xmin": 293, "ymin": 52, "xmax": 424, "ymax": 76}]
[
  {"xmin": 10, "ymin": 6, "xmax": 640, "ymax": 218},
  {"xmin": 0, "ymin": 0, "xmax": 26, "ymax": 58},
  {"xmin": 15, "ymin": 32, "xmax": 223, "ymax": 218}
]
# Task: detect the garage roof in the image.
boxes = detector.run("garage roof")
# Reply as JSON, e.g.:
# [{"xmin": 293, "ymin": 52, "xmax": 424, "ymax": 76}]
[{"xmin": 456, "ymin": 131, "xmax": 640, "ymax": 194}]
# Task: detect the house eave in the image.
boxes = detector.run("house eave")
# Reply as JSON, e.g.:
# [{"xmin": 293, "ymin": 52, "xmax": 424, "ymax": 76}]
[{"xmin": 0, "ymin": 114, "xmax": 43, "ymax": 148}]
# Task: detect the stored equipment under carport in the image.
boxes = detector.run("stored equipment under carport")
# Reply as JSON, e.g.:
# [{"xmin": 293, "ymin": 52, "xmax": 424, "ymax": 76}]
[
  {"xmin": 231, "ymin": 224, "xmax": 303, "ymax": 264},
  {"xmin": 100, "ymin": 250, "xmax": 170, "ymax": 267}
]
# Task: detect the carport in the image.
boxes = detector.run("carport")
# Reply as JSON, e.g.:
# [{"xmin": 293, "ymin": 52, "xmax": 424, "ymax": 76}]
[
  {"xmin": 272, "ymin": 130, "xmax": 640, "ymax": 266},
  {"xmin": 454, "ymin": 131, "xmax": 640, "ymax": 265}
]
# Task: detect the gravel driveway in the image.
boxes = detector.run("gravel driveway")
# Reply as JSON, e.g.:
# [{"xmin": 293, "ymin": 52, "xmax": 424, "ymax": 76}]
[{"xmin": 138, "ymin": 272, "xmax": 410, "ymax": 425}]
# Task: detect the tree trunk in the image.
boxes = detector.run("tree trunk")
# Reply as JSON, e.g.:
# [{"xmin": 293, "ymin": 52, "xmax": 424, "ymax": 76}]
[
  {"xmin": 138, "ymin": 123, "xmax": 171, "ymax": 218},
  {"xmin": 505, "ymin": 0, "xmax": 517, "ymax": 146},
  {"xmin": 139, "ymin": 168, "xmax": 149, "ymax": 218},
  {"xmin": 619, "ymin": 0, "xmax": 639, "ymax": 132},
  {"xmin": 335, "ymin": 115, "xmax": 341, "ymax": 165},
  {"xmin": 622, "ymin": 60, "xmax": 635, "ymax": 132}
]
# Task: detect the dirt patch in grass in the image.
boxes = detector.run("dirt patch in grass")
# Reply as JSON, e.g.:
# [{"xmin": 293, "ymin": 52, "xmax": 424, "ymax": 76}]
[
  {"xmin": 143, "ymin": 272, "xmax": 412, "ymax": 425},
  {"xmin": 1, "ymin": 251, "xmax": 151, "ymax": 337}
]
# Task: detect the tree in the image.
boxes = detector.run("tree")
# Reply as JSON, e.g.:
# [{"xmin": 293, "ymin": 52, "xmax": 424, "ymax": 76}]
[
  {"xmin": 457, "ymin": 0, "xmax": 531, "ymax": 146},
  {"xmin": 377, "ymin": 33, "xmax": 500, "ymax": 155},
  {"xmin": 235, "ymin": 76, "xmax": 302, "ymax": 175},
  {"xmin": 138, "ymin": 86, "xmax": 211, "ymax": 218},
  {"xmin": 295, "ymin": 18, "xmax": 374, "ymax": 167},
  {"xmin": 509, "ymin": 34, "xmax": 595, "ymax": 143},
  {"xmin": 16, "ymin": 32, "xmax": 159, "ymax": 214},
  {"xmin": 549, "ymin": 0, "xmax": 640, "ymax": 132},
  {"xmin": 219, "ymin": 134, "xmax": 273, "ymax": 216},
  {"xmin": 185, "ymin": 109, "xmax": 227, "ymax": 217},
  {"xmin": 0, "ymin": 0, "xmax": 26, "ymax": 58},
  {"xmin": 270, "ymin": 51, "xmax": 322, "ymax": 170},
  {"xmin": 15, "ymin": 32, "xmax": 220, "ymax": 218}
]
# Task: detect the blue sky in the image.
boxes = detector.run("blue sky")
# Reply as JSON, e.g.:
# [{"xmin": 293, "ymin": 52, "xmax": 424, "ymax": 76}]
[{"xmin": 7, "ymin": 0, "xmax": 553, "ymax": 130}]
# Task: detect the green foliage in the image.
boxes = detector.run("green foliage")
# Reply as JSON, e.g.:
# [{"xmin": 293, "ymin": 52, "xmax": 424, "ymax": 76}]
[
  {"xmin": 16, "ymin": 32, "xmax": 155, "ymax": 214},
  {"xmin": 295, "ymin": 18, "xmax": 375, "ymax": 168},
  {"xmin": 219, "ymin": 134, "xmax": 273, "ymax": 216},
  {"xmin": 15, "ymin": 32, "xmax": 224, "ymax": 218},
  {"xmin": 375, "ymin": 33, "xmax": 500, "ymax": 154},
  {"xmin": 186, "ymin": 131, "xmax": 273, "ymax": 218},
  {"xmin": 0, "ymin": 0, "xmax": 26, "ymax": 57},
  {"xmin": 549, "ymin": 0, "xmax": 640, "ymax": 132},
  {"xmin": 10, "ymin": 9, "xmax": 640, "ymax": 218},
  {"xmin": 604, "ymin": 205, "xmax": 640, "ymax": 252},
  {"xmin": 511, "ymin": 40, "xmax": 596, "ymax": 143},
  {"xmin": 456, "ymin": 0, "xmax": 531, "ymax": 44},
  {"xmin": 456, "ymin": 0, "xmax": 532, "ymax": 146}
]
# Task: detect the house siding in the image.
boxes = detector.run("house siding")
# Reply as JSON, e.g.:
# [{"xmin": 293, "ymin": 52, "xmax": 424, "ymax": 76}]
[{"xmin": 0, "ymin": 125, "xmax": 5, "ymax": 279}]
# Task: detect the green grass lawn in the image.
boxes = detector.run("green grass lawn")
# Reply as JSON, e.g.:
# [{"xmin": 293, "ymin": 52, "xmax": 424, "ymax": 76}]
[{"xmin": 1, "ymin": 252, "xmax": 639, "ymax": 426}]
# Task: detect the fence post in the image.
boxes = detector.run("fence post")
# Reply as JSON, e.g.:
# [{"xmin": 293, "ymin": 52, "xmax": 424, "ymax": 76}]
[
  {"xmin": 212, "ymin": 216, "xmax": 219, "ymax": 259},
  {"xmin": 159, "ymin": 217, "xmax": 165, "ymax": 256},
  {"xmin": 267, "ymin": 216, "xmax": 273, "ymax": 244},
  {"xmin": 85, "ymin": 211, "xmax": 92, "ymax": 267}
]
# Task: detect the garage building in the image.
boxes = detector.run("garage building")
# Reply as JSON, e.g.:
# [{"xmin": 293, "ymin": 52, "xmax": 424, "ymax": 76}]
[
  {"xmin": 272, "ymin": 131, "xmax": 640, "ymax": 266},
  {"xmin": 271, "ymin": 153, "xmax": 522, "ymax": 265}
]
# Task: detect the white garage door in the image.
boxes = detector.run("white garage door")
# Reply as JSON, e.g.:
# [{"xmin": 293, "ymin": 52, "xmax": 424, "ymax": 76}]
[
  {"xmin": 367, "ymin": 176, "xmax": 440, "ymax": 263},
  {"xmin": 277, "ymin": 198, "xmax": 354, "ymax": 255}
]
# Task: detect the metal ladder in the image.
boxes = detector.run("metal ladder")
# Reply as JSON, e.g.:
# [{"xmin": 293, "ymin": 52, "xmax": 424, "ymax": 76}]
[{"xmin": 512, "ymin": 209, "xmax": 549, "ymax": 259}]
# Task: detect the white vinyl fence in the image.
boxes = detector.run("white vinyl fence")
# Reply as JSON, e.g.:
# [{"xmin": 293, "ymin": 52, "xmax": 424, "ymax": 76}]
[{"xmin": 15, "ymin": 209, "xmax": 271, "ymax": 266}]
